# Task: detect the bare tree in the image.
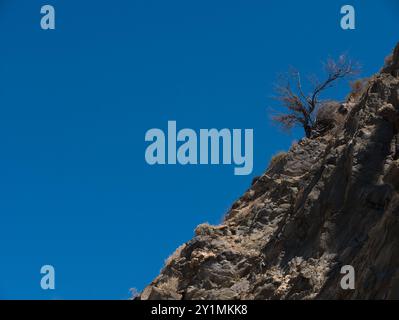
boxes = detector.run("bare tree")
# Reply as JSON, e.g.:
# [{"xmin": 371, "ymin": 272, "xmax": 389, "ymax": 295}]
[{"xmin": 272, "ymin": 55, "xmax": 360, "ymax": 138}]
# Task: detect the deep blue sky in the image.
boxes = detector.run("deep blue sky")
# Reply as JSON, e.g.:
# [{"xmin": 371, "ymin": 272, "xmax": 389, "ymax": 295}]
[{"xmin": 0, "ymin": 0, "xmax": 397, "ymax": 299}]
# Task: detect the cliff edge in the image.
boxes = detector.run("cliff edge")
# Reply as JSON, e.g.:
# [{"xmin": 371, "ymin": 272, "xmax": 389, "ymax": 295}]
[{"xmin": 139, "ymin": 43, "xmax": 399, "ymax": 300}]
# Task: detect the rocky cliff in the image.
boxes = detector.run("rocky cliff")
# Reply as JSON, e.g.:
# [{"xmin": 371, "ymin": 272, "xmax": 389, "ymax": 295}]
[{"xmin": 139, "ymin": 43, "xmax": 399, "ymax": 300}]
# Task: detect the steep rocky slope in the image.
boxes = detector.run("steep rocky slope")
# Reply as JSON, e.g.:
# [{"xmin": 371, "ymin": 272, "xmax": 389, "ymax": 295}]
[{"xmin": 139, "ymin": 43, "xmax": 399, "ymax": 300}]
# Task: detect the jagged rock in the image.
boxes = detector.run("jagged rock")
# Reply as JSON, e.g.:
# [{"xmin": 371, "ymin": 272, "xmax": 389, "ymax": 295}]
[{"xmin": 139, "ymin": 43, "xmax": 399, "ymax": 300}]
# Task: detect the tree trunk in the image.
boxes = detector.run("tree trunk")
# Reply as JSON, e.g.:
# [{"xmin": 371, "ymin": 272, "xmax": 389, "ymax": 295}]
[{"xmin": 304, "ymin": 125, "xmax": 312, "ymax": 138}]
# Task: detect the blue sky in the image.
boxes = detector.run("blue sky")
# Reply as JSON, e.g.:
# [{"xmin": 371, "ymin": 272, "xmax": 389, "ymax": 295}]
[{"xmin": 0, "ymin": 0, "xmax": 397, "ymax": 299}]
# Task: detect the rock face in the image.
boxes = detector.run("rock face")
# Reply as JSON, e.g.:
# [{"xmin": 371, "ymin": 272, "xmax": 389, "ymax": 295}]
[{"xmin": 139, "ymin": 44, "xmax": 399, "ymax": 300}]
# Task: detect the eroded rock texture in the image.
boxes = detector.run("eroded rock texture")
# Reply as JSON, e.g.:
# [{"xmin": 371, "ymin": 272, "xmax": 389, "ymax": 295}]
[{"xmin": 139, "ymin": 44, "xmax": 399, "ymax": 300}]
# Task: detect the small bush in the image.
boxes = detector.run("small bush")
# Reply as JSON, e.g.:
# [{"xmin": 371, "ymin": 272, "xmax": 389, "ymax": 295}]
[
  {"xmin": 385, "ymin": 53, "xmax": 393, "ymax": 67},
  {"xmin": 270, "ymin": 151, "xmax": 287, "ymax": 168},
  {"xmin": 129, "ymin": 288, "xmax": 140, "ymax": 299},
  {"xmin": 164, "ymin": 243, "xmax": 186, "ymax": 267},
  {"xmin": 347, "ymin": 78, "xmax": 368, "ymax": 101},
  {"xmin": 157, "ymin": 276, "xmax": 180, "ymax": 292}
]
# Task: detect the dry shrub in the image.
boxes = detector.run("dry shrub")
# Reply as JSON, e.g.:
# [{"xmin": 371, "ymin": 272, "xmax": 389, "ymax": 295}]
[
  {"xmin": 164, "ymin": 243, "xmax": 186, "ymax": 267},
  {"xmin": 348, "ymin": 78, "xmax": 369, "ymax": 101},
  {"xmin": 270, "ymin": 151, "xmax": 287, "ymax": 168},
  {"xmin": 385, "ymin": 53, "xmax": 393, "ymax": 67}
]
